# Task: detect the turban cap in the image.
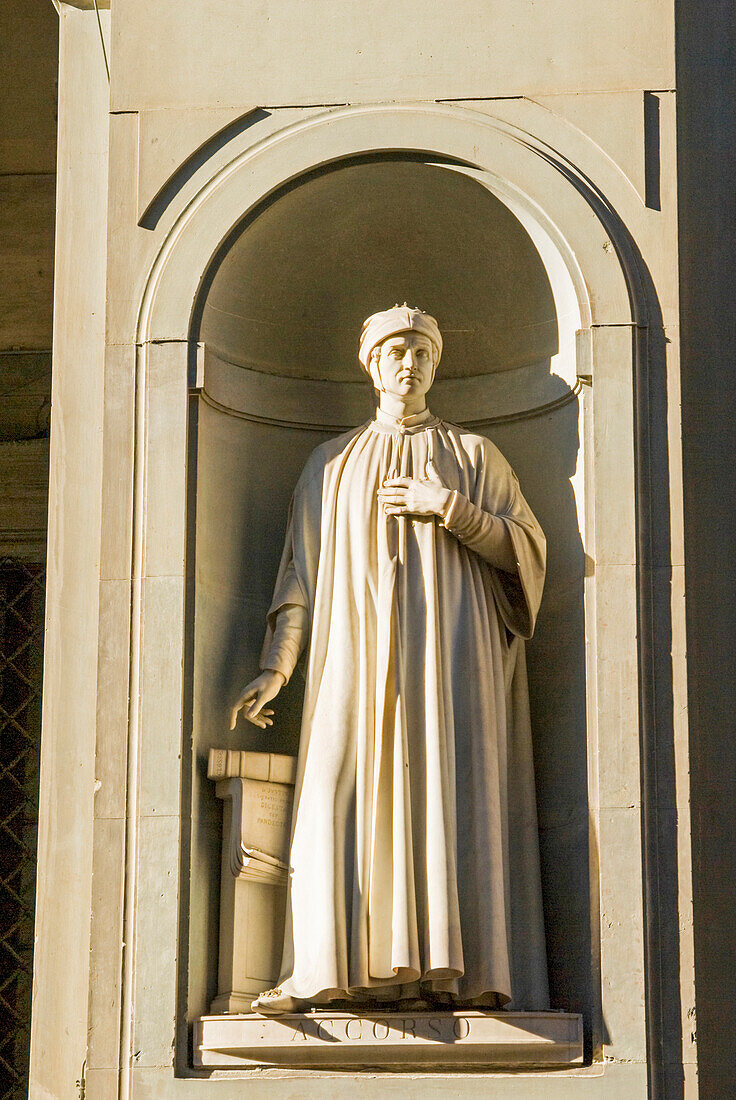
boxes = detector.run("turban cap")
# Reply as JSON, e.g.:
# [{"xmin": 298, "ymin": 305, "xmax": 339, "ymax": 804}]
[{"xmin": 358, "ymin": 304, "xmax": 443, "ymax": 371}]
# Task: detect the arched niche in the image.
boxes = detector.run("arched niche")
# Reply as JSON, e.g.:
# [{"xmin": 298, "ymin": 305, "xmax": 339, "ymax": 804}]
[
  {"xmin": 121, "ymin": 102, "xmax": 650, "ymax": 1077},
  {"xmin": 188, "ymin": 154, "xmax": 591, "ymax": 1029}
]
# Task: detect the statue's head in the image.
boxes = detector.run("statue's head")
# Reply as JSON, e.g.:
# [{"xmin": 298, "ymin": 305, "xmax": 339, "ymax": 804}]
[{"xmin": 358, "ymin": 305, "xmax": 442, "ymax": 400}]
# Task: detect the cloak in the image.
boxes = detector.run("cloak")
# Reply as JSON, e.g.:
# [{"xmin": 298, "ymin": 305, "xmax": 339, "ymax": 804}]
[{"xmin": 260, "ymin": 409, "xmax": 549, "ymax": 1008}]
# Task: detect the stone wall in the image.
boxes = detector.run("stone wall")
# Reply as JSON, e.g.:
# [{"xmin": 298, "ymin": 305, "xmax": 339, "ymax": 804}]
[
  {"xmin": 28, "ymin": 2, "xmax": 714, "ymax": 1097},
  {"xmin": 0, "ymin": 4, "xmax": 57, "ymax": 1097}
]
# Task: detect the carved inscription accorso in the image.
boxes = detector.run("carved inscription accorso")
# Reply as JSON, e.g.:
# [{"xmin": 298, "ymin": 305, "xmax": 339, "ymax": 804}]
[
  {"xmin": 194, "ymin": 1010, "xmax": 584, "ymax": 1067},
  {"xmin": 287, "ymin": 1014, "xmax": 472, "ymax": 1043}
]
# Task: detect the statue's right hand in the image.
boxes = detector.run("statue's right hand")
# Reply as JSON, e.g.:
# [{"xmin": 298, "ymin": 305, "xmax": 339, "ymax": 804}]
[{"xmin": 229, "ymin": 669, "xmax": 286, "ymax": 731}]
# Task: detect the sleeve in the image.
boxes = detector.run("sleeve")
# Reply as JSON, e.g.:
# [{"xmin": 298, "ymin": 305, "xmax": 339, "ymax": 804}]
[
  {"xmin": 258, "ymin": 457, "xmax": 322, "ymax": 674},
  {"xmin": 455, "ymin": 438, "xmax": 546, "ymax": 640},
  {"xmin": 259, "ymin": 509, "xmax": 310, "ymax": 674},
  {"xmin": 260, "ymin": 591, "xmax": 309, "ymax": 684},
  {"xmin": 441, "ymin": 490, "xmax": 517, "ymax": 573}
]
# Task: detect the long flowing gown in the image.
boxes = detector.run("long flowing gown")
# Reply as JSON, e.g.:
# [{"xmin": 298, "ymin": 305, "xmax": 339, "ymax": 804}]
[{"xmin": 260, "ymin": 407, "xmax": 549, "ymax": 1009}]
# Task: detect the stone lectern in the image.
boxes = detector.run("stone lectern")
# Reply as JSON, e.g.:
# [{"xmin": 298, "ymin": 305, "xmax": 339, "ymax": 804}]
[{"xmin": 207, "ymin": 749, "xmax": 297, "ymax": 1013}]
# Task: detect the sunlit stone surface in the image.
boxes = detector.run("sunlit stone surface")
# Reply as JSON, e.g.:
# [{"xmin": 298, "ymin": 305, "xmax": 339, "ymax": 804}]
[{"xmin": 195, "ymin": 1010, "xmax": 583, "ymax": 1068}]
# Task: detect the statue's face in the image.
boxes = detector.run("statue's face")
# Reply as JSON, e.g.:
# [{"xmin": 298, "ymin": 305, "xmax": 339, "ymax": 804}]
[{"xmin": 370, "ymin": 332, "xmax": 437, "ymax": 398}]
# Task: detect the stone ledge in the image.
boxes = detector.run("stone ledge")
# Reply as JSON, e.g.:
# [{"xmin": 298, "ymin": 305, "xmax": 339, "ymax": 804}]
[{"xmin": 194, "ymin": 1010, "xmax": 583, "ymax": 1068}]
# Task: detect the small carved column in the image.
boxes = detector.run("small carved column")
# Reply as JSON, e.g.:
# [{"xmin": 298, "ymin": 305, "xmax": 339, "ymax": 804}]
[{"xmin": 207, "ymin": 749, "xmax": 296, "ymax": 1014}]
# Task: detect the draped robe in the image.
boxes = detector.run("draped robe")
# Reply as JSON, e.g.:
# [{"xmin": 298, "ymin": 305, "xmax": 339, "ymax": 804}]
[{"xmin": 260, "ymin": 408, "xmax": 549, "ymax": 1009}]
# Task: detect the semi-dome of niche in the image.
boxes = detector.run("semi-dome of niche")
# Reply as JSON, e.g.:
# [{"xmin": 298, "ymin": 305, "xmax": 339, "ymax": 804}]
[{"xmin": 199, "ymin": 158, "xmax": 558, "ymax": 383}]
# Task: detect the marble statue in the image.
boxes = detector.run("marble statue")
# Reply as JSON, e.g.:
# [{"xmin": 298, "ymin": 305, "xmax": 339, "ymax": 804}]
[{"xmin": 231, "ymin": 305, "xmax": 549, "ymax": 1015}]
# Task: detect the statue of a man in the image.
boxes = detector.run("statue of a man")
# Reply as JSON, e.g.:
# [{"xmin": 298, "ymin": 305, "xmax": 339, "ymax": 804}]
[{"xmin": 231, "ymin": 305, "xmax": 549, "ymax": 1015}]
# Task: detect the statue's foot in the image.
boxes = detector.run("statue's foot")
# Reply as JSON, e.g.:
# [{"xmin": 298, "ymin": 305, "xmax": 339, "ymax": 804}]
[{"xmin": 251, "ymin": 987, "xmax": 308, "ymax": 1015}]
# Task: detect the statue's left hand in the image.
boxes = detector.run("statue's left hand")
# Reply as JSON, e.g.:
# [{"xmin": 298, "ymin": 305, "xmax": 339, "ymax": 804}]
[{"xmin": 378, "ymin": 476, "xmax": 451, "ymax": 518}]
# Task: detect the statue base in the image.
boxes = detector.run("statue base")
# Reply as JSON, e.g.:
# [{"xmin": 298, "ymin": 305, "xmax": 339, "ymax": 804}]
[{"xmin": 194, "ymin": 1010, "xmax": 584, "ymax": 1068}]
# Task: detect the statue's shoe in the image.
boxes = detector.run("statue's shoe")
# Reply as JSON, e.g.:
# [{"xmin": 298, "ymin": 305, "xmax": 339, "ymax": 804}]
[{"xmin": 251, "ymin": 988, "xmax": 308, "ymax": 1015}]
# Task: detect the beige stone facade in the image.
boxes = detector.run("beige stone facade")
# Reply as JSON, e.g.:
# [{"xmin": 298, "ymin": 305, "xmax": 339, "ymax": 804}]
[{"xmin": 5, "ymin": 0, "xmax": 731, "ymax": 1096}]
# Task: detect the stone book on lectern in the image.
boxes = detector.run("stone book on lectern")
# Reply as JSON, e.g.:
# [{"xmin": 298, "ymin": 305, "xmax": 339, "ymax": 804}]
[{"xmin": 207, "ymin": 747, "xmax": 297, "ymax": 785}]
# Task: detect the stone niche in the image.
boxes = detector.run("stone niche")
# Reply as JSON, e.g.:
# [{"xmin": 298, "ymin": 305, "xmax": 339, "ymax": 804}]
[{"xmin": 185, "ymin": 156, "xmax": 591, "ymax": 1063}]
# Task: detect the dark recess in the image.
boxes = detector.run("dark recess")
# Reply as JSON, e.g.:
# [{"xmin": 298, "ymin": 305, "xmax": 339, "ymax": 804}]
[{"xmin": 676, "ymin": 2, "xmax": 736, "ymax": 1095}]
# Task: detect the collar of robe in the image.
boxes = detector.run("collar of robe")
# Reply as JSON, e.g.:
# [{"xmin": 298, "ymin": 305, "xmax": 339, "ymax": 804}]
[{"xmin": 372, "ymin": 406, "xmax": 440, "ymax": 434}]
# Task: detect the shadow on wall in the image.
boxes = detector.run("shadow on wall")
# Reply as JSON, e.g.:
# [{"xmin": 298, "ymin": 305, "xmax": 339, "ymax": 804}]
[{"xmin": 486, "ymin": 397, "xmax": 589, "ymax": 1024}]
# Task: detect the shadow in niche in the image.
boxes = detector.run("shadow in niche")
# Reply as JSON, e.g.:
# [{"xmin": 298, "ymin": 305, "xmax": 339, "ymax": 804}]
[
  {"xmin": 530, "ymin": 150, "xmax": 681, "ymax": 1098},
  {"xmin": 186, "ymin": 151, "xmax": 496, "ymax": 390},
  {"xmin": 481, "ymin": 392, "xmax": 590, "ymax": 1039}
]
